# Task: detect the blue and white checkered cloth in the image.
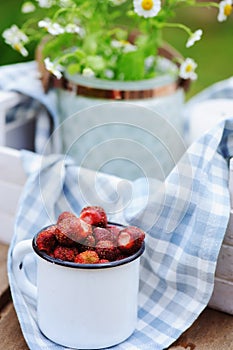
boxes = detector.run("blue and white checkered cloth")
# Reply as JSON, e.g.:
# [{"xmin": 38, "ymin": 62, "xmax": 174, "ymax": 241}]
[{"xmin": 7, "ymin": 116, "xmax": 233, "ymax": 349}]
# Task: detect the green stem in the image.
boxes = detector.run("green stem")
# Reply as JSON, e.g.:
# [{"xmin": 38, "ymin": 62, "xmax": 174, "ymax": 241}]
[
  {"xmin": 193, "ymin": 2, "xmax": 219, "ymax": 9},
  {"xmin": 158, "ymin": 22, "xmax": 192, "ymax": 36}
]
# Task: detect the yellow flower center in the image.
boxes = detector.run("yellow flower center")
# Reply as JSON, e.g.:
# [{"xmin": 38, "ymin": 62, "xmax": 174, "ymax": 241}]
[
  {"xmin": 13, "ymin": 43, "xmax": 21, "ymax": 52},
  {"xmin": 141, "ymin": 0, "xmax": 154, "ymax": 11},
  {"xmin": 224, "ymin": 4, "xmax": 232, "ymax": 16},
  {"xmin": 185, "ymin": 64, "xmax": 193, "ymax": 73}
]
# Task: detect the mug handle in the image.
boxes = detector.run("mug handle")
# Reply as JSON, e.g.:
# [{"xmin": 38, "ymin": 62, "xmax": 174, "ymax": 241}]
[{"xmin": 12, "ymin": 239, "xmax": 37, "ymax": 301}]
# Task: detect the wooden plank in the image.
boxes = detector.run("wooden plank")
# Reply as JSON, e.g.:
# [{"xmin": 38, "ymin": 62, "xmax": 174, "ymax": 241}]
[
  {"xmin": 0, "ymin": 303, "xmax": 28, "ymax": 350},
  {"xmin": 0, "ymin": 243, "xmax": 10, "ymax": 310},
  {"xmin": 168, "ymin": 308, "xmax": 233, "ymax": 350}
]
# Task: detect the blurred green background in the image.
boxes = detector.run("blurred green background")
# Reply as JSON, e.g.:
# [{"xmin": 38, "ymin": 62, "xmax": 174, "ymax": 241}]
[{"xmin": 0, "ymin": 1, "xmax": 232, "ymax": 99}]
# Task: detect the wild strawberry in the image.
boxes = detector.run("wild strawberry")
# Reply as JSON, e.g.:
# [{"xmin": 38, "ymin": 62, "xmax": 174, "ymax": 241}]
[
  {"xmin": 93, "ymin": 227, "xmax": 114, "ymax": 243},
  {"xmin": 57, "ymin": 216, "xmax": 92, "ymax": 243},
  {"xmin": 53, "ymin": 246, "xmax": 79, "ymax": 262},
  {"xmin": 75, "ymin": 250, "xmax": 100, "ymax": 264},
  {"xmin": 107, "ymin": 224, "xmax": 122, "ymax": 236},
  {"xmin": 117, "ymin": 226, "xmax": 145, "ymax": 255},
  {"xmin": 95, "ymin": 240, "xmax": 120, "ymax": 261},
  {"xmin": 57, "ymin": 211, "xmax": 76, "ymax": 223},
  {"xmin": 36, "ymin": 226, "xmax": 57, "ymax": 254},
  {"xmin": 55, "ymin": 227, "xmax": 76, "ymax": 247},
  {"xmin": 78, "ymin": 235, "xmax": 96, "ymax": 252},
  {"xmin": 80, "ymin": 206, "xmax": 107, "ymax": 227},
  {"xmin": 98, "ymin": 259, "xmax": 109, "ymax": 264}
]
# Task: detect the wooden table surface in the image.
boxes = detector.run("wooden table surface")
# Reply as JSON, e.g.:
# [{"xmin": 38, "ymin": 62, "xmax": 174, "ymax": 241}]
[{"xmin": 1, "ymin": 242, "xmax": 233, "ymax": 350}]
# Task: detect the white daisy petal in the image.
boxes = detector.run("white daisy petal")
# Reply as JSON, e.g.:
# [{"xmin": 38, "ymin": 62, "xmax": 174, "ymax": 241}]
[
  {"xmin": 186, "ymin": 29, "xmax": 203, "ymax": 48},
  {"xmin": 133, "ymin": 0, "xmax": 161, "ymax": 18},
  {"xmin": 218, "ymin": 0, "xmax": 233, "ymax": 22},
  {"xmin": 21, "ymin": 2, "xmax": 36, "ymax": 13},
  {"xmin": 179, "ymin": 58, "xmax": 198, "ymax": 81},
  {"xmin": 44, "ymin": 57, "xmax": 63, "ymax": 79},
  {"xmin": 36, "ymin": 0, "xmax": 54, "ymax": 8}
]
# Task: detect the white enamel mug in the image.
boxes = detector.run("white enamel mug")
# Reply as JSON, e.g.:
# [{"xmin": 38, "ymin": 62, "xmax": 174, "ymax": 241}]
[{"xmin": 12, "ymin": 226, "xmax": 145, "ymax": 349}]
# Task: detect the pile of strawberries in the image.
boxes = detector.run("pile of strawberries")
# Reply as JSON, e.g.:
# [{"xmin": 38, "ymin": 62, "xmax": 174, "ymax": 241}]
[{"xmin": 36, "ymin": 206, "xmax": 145, "ymax": 264}]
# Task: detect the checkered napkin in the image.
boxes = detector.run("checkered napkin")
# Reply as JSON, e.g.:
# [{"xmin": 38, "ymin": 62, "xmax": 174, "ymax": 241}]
[
  {"xmin": 7, "ymin": 116, "xmax": 233, "ymax": 350},
  {"xmin": 0, "ymin": 61, "xmax": 58, "ymax": 153}
]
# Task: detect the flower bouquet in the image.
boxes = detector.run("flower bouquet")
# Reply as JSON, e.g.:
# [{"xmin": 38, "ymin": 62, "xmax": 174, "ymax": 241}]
[{"xmin": 2, "ymin": 0, "xmax": 232, "ymax": 83}]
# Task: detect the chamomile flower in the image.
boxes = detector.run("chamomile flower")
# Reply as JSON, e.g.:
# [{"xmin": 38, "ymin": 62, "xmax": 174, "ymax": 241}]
[
  {"xmin": 179, "ymin": 58, "xmax": 197, "ymax": 81},
  {"xmin": 218, "ymin": 0, "xmax": 233, "ymax": 22},
  {"xmin": 82, "ymin": 68, "xmax": 95, "ymax": 78},
  {"xmin": 186, "ymin": 29, "xmax": 203, "ymax": 48},
  {"xmin": 111, "ymin": 40, "xmax": 137, "ymax": 53},
  {"xmin": 36, "ymin": 0, "xmax": 54, "ymax": 8},
  {"xmin": 133, "ymin": 0, "xmax": 161, "ymax": 18},
  {"xmin": 65, "ymin": 24, "xmax": 85, "ymax": 37},
  {"xmin": 2, "ymin": 25, "xmax": 29, "ymax": 56},
  {"xmin": 21, "ymin": 2, "xmax": 36, "ymax": 13},
  {"xmin": 38, "ymin": 18, "xmax": 64, "ymax": 35},
  {"xmin": 44, "ymin": 57, "xmax": 63, "ymax": 79}
]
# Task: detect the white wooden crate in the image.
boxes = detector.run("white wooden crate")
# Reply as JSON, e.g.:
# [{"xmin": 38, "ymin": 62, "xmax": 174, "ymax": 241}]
[
  {"xmin": 0, "ymin": 146, "xmax": 233, "ymax": 314},
  {"xmin": 0, "ymin": 91, "xmax": 36, "ymax": 151},
  {"xmin": 0, "ymin": 147, "xmax": 26, "ymax": 244}
]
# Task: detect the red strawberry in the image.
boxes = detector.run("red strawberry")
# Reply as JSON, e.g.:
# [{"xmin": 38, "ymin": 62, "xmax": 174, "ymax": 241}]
[
  {"xmin": 95, "ymin": 240, "xmax": 120, "ymax": 261},
  {"xmin": 117, "ymin": 226, "xmax": 145, "ymax": 255},
  {"xmin": 93, "ymin": 227, "xmax": 114, "ymax": 243},
  {"xmin": 75, "ymin": 250, "xmax": 100, "ymax": 264},
  {"xmin": 98, "ymin": 259, "xmax": 109, "ymax": 264},
  {"xmin": 57, "ymin": 216, "xmax": 92, "ymax": 243},
  {"xmin": 36, "ymin": 226, "xmax": 57, "ymax": 254},
  {"xmin": 57, "ymin": 211, "xmax": 76, "ymax": 223},
  {"xmin": 53, "ymin": 246, "xmax": 79, "ymax": 262},
  {"xmin": 80, "ymin": 206, "xmax": 107, "ymax": 227},
  {"xmin": 78, "ymin": 234, "xmax": 96, "ymax": 252},
  {"xmin": 107, "ymin": 224, "xmax": 122, "ymax": 236},
  {"xmin": 55, "ymin": 227, "xmax": 76, "ymax": 247}
]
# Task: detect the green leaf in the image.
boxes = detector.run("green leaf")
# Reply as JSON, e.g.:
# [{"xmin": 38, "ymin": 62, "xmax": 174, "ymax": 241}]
[
  {"xmin": 116, "ymin": 51, "xmax": 145, "ymax": 81},
  {"xmin": 86, "ymin": 55, "xmax": 105, "ymax": 72}
]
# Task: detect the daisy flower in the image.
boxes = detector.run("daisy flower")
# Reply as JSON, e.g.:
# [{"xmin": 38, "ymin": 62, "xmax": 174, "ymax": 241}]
[
  {"xmin": 38, "ymin": 19, "xmax": 64, "ymax": 35},
  {"xmin": 111, "ymin": 40, "xmax": 137, "ymax": 53},
  {"xmin": 218, "ymin": 0, "xmax": 233, "ymax": 22},
  {"xmin": 44, "ymin": 57, "xmax": 63, "ymax": 79},
  {"xmin": 179, "ymin": 58, "xmax": 197, "ymax": 81},
  {"xmin": 186, "ymin": 29, "xmax": 203, "ymax": 48},
  {"xmin": 21, "ymin": 2, "xmax": 36, "ymax": 13},
  {"xmin": 133, "ymin": 0, "xmax": 161, "ymax": 18},
  {"xmin": 36, "ymin": 0, "xmax": 54, "ymax": 8},
  {"xmin": 65, "ymin": 24, "xmax": 85, "ymax": 37},
  {"xmin": 82, "ymin": 68, "xmax": 95, "ymax": 78},
  {"xmin": 2, "ymin": 25, "xmax": 29, "ymax": 56}
]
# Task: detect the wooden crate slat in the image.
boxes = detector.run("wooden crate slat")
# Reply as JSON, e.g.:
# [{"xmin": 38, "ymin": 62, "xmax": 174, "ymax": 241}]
[
  {"xmin": 209, "ymin": 277, "xmax": 233, "ymax": 314},
  {"xmin": 0, "ymin": 212, "xmax": 15, "ymax": 244},
  {"xmin": 215, "ymin": 243, "xmax": 233, "ymax": 281},
  {"xmin": 0, "ymin": 146, "xmax": 26, "ymax": 185},
  {"xmin": 0, "ymin": 243, "xmax": 10, "ymax": 310},
  {"xmin": 0, "ymin": 180, "xmax": 23, "ymax": 215}
]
